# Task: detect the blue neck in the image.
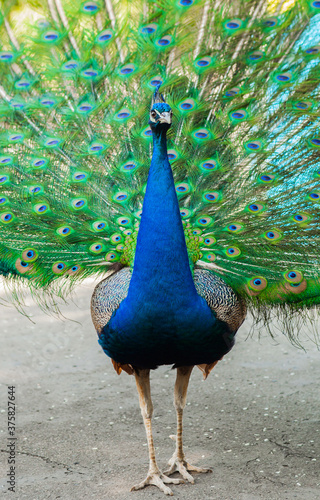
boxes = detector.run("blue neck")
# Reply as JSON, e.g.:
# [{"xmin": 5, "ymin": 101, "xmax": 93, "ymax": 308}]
[{"xmin": 126, "ymin": 126, "xmax": 198, "ymax": 308}]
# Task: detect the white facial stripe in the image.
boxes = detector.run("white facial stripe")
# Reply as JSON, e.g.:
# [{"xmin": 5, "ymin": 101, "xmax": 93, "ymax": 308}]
[{"xmin": 150, "ymin": 109, "xmax": 172, "ymax": 124}]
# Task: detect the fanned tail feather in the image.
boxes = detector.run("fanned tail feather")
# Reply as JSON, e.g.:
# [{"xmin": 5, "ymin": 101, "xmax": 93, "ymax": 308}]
[{"xmin": 0, "ymin": 0, "xmax": 320, "ymax": 329}]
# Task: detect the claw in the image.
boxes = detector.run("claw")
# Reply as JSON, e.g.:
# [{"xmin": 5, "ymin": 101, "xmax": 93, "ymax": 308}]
[
  {"xmin": 164, "ymin": 454, "xmax": 212, "ymax": 484},
  {"xmin": 131, "ymin": 471, "xmax": 184, "ymax": 495}
]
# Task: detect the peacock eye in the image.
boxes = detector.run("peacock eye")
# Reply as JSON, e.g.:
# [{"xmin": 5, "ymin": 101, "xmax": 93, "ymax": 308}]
[{"xmin": 151, "ymin": 110, "xmax": 157, "ymax": 118}]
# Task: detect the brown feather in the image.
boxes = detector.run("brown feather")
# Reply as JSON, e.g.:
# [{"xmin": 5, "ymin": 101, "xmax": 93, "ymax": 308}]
[
  {"xmin": 197, "ymin": 360, "xmax": 220, "ymax": 380},
  {"xmin": 111, "ymin": 359, "xmax": 134, "ymax": 375}
]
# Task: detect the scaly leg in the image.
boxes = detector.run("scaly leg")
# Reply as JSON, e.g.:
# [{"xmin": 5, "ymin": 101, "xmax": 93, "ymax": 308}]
[
  {"xmin": 131, "ymin": 368, "xmax": 183, "ymax": 495},
  {"xmin": 164, "ymin": 366, "xmax": 212, "ymax": 483}
]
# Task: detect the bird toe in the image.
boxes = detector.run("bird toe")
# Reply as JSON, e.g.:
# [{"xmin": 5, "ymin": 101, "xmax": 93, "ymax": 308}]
[
  {"xmin": 131, "ymin": 471, "xmax": 183, "ymax": 495},
  {"xmin": 164, "ymin": 456, "xmax": 212, "ymax": 483}
]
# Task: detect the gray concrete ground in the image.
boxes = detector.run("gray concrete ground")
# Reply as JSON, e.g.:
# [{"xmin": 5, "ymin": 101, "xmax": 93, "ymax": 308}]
[{"xmin": 0, "ymin": 280, "xmax": 319, "ymax": 500}]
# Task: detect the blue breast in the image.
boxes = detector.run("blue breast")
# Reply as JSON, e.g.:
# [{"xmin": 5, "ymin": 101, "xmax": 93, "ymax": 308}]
[{"xmin": 98, "ymin": 111, "xmax": 235, "ymax": 368}]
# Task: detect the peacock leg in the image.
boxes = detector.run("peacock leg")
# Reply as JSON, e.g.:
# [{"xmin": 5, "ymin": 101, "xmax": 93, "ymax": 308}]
[
  {"xmin": 164, "ymin": 366, "xmax": 212, "ymax": 483},
  {"xmin": 131, "ymin": 368, "xmax": 184, "ymax": 495}
]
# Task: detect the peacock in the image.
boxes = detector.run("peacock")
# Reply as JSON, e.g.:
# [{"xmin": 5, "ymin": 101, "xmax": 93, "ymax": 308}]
[{"xmin": 1, "ymin": 0, "xmax": 320, "ymax": 495}]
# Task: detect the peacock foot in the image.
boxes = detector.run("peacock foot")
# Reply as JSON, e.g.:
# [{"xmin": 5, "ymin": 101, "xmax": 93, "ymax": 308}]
[
  {"xmin": 130, "ymin": 470, "xmax": 184, "ymax": 496},
  {"xmin": 164, "ymin": 440, "xmax": 212, "ymax": 484}
]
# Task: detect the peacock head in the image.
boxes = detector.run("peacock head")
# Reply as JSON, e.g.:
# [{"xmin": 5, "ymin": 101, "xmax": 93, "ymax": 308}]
[{"xmin": 149, "ymin": 85, "xmax": 172, "ymax": 132}]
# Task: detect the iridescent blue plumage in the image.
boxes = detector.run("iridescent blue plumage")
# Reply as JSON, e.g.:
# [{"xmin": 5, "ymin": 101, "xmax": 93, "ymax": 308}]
[{"xmin": 98, "ymin": 100, "xmax": 240, "ymax": 368}]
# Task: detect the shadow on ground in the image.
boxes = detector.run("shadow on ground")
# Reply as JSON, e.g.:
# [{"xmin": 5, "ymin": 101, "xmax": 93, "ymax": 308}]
[{"xmin": 0, "ymin": 281, "xmax": 319, "ymax": 499}]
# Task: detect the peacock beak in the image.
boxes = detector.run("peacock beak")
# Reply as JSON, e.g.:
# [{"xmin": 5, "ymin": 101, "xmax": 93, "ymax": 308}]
[{"xmin": 159, "ymin": 111, "xmax": 172, "ymax": 124}]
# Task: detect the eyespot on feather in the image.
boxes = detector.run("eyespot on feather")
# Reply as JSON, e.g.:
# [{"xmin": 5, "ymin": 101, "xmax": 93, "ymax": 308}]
[
  {"xmin": 226, "ymin": 223, "xmax": 244, "ymax": 233},
  {"xmin": 81, "ymin": 68, "xmax": 100, "ymax": 79},
  {"xmin": 225, "ymin": 246, "xmax": 241, "ymax": 258},
  {"xmin": 282, "ymin": 280, "xmax": 307, "ymax": 294},
  {"xmin": 180, "ymin": 208, "xmax": 192, "ymax": 218},
  {"xmin": 28, "ymin": 185, "xmax": 44, "ymax": 195},
  {"xmin": 110, "ymin": 234, "xmax": 123, "ymax": 244},
  {"xmin": 52, "ymin": 262, "xmax": 66, "ymax": 275},
  {"xmin": 42, "ymin": 30, "xmax": 59, "ymax": 43},
  {"xmin": 178, "ymin": 99, "xmax": 196, "ymax": 112},
  {"xmin": 224, "ymin": 87, "xmax": 241, "ymax": 98},
  {"xmin": 293, "ymin": 100, "xmax": 313, "ymax": 111},
  {"xmin": 224, "ymin": 18, "xmax": 243, "ymax": 31},
  {"xmin": 91, "ymin": 220, "xmax": 108, "ymax": 232},
  {"xmin": 178, "ymin": 0, "xmax": 194, "ymax": 6},
  {"xmin": 201, "ymin": 251, "xmax": 216, "ymax": 262},
  {"xmin": 203, "ymin": 236, "xmax": 216, "ymax": 246},
  {"xmin": 120, "ymin": 161, "xmax": 138, "ymax": 172},
  {"xmin": 70, "ymin": 198, "xmax": 87, "ymax": 211},
  {"xmin": 67, "ymin": 265, "xmax": 82, "ymax": 275},
  {"xmin": 304, "ymin": 45, "xmax": 320, "ymax": 56},
  {"xmin": 71, "ymin": 171, "xmax": 89, "ymax": 183},
  {"xmin": 96, "ymin": 29, "xmax": 113, "ymax": 45},
  {"xmin": 105, "ymin": 252, "xmax": 119, "ymax": 262},
  {"xmin": 0, "ymin": 211, "xmax": 14, "ymax": 224},
  {"xmin": 15, "ymin": 78, "xmax": 32, "ymax": 90},
  {"xmin": 196, "ymin": 216, "xmax": 213, "ymax": 227},
  {"xmin": 155, "ymin": 35, "xmax": 173, "ymax": 48},
  {"xmin": 258, "ymin": 173, "xmax": 276, "ymax": 183},
  {"xmin": 262, "ymin": 17, "xmax": 278, "ymax": 28},
  {"xmin": 89, "ymin": 242, "xmax": 105, "ymax": 254},
  {"xmin": 292, "ymin": 213, "xmax": 311, "ymax": 223},
  {"xmin": 30, "ymin": 158, "xmax": 48, "ymax": 170},
  {"xmin": 247, "ymin": 50, "xmax": 264, "ymax": 62},
  {"xmin": 147, "ymin": 76, "xmax": 164, "ymax": 89},
  {"xmin": 175, "ymin": 183, "xmax": 191, "ymax": 195},
  {"xmin": 82, "ymin": 2, "xmax": 99, "ymax": 14},
  {"xmin": 192, "ymin": 128, "xmax": 211, "ymax": 141},
  {"xmin": 114, "ymin": 108, "xmax": 132, "ymax": 121},
  {"xmin": 247, "ymin": 202, "xmax": 265, "ymax": 213},
  {"xmin": 308, "ymin": 191, "xmax": 320, "ymax": 201},
  {"xmin": 118, "ymin": 64, "xmax": 136, "ymax": 77},
  {"xmin": 274, "ymin": 72, "xmax": 292, "ymax": 83},
  {"xmin": 284, "ymin": 270, "xmax": 303, "ymax": 283},
  {"xmin": 0, "ymin": 156, "xmax": 13, "ymax": 165},
  {"xmin": 39, "ymin": 96, "xmax": 58, "ymax": 107},
  {"xmin": 88, "ymin": 141, "xmax": 107, "ymax": 154},
  {"xmin": 140, "ymin": 23, "xmax": 158, "ymax": 35},
  {"xmin": 116, "ymin": 216, "xmax": 131, "ymax": 226},
  {"xmin": 310, "ymin": 1, "xmax": 320, "ymax": 10},
  {"xmin": 0, "ymin": 196, "xmax": 9, "ymax": 206},
  {"xmin": 262, "ymin": 230, "xmax": 282, "ymax": 242},
  {"xmin": 33, "ymin": 203, "xmax": 49, "ymax": 215},
  {"xmin": 113, "ymin": 191, "xmax": 130, "ymax": 203},
  {"xmin": 229, "ymin": 109, "xmax": 248, "ymax": 122},
  {"xmin": 0, "ymin": 174, "xmax": 10, "ymax": 186},
  {"xmin": 44, "ymin": 136, "xmax": 62, "ymax": 148},
  {"xmin": 199, "ymin": 158, "xmax": 219, "ymax": 172},
  {"xmin": 134, "ymin": 210, "xmax": 142, "ymax": 219},
  {"xmin": 244, "ymin": 140, "xmax": 263, "ymax": 152},
  {"xmin": 56, "ymin": 225, "xmax": 74, "ymax": 237},
  {"xmin": 202, "ymin": 191, "xmax": 220, "ymax": 203},
  {"xmin": 15, "ymin": 258, "xmax": 33, "ymax": 274},
  {"xmin": 21, "ymin": 248, "xmax": 38, "ymax": 263},
  {"xmin": 141, "ymin": 126, "xmax": 152, "ymax": 138},
  {"xmin": 248, "ymin": 276, "xmax": 268, "ymax": 291},
  {"xmin": 77, "ymin": 102, "xmax": 94, "ymax": 114},
  {"xmin": 0, "ymin": 51, "xmax": 14, "ymax": 63},
  {"xmin": 62, "ymin": 60, "xmax": 80, "ymax": 72},
  {"xmin": 8, "ymin": 132, "xmax": 24, "ymax": 143},
  {"xmin": 167, "ymin": 149, "xmax": 180, "ymax": 161}
]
